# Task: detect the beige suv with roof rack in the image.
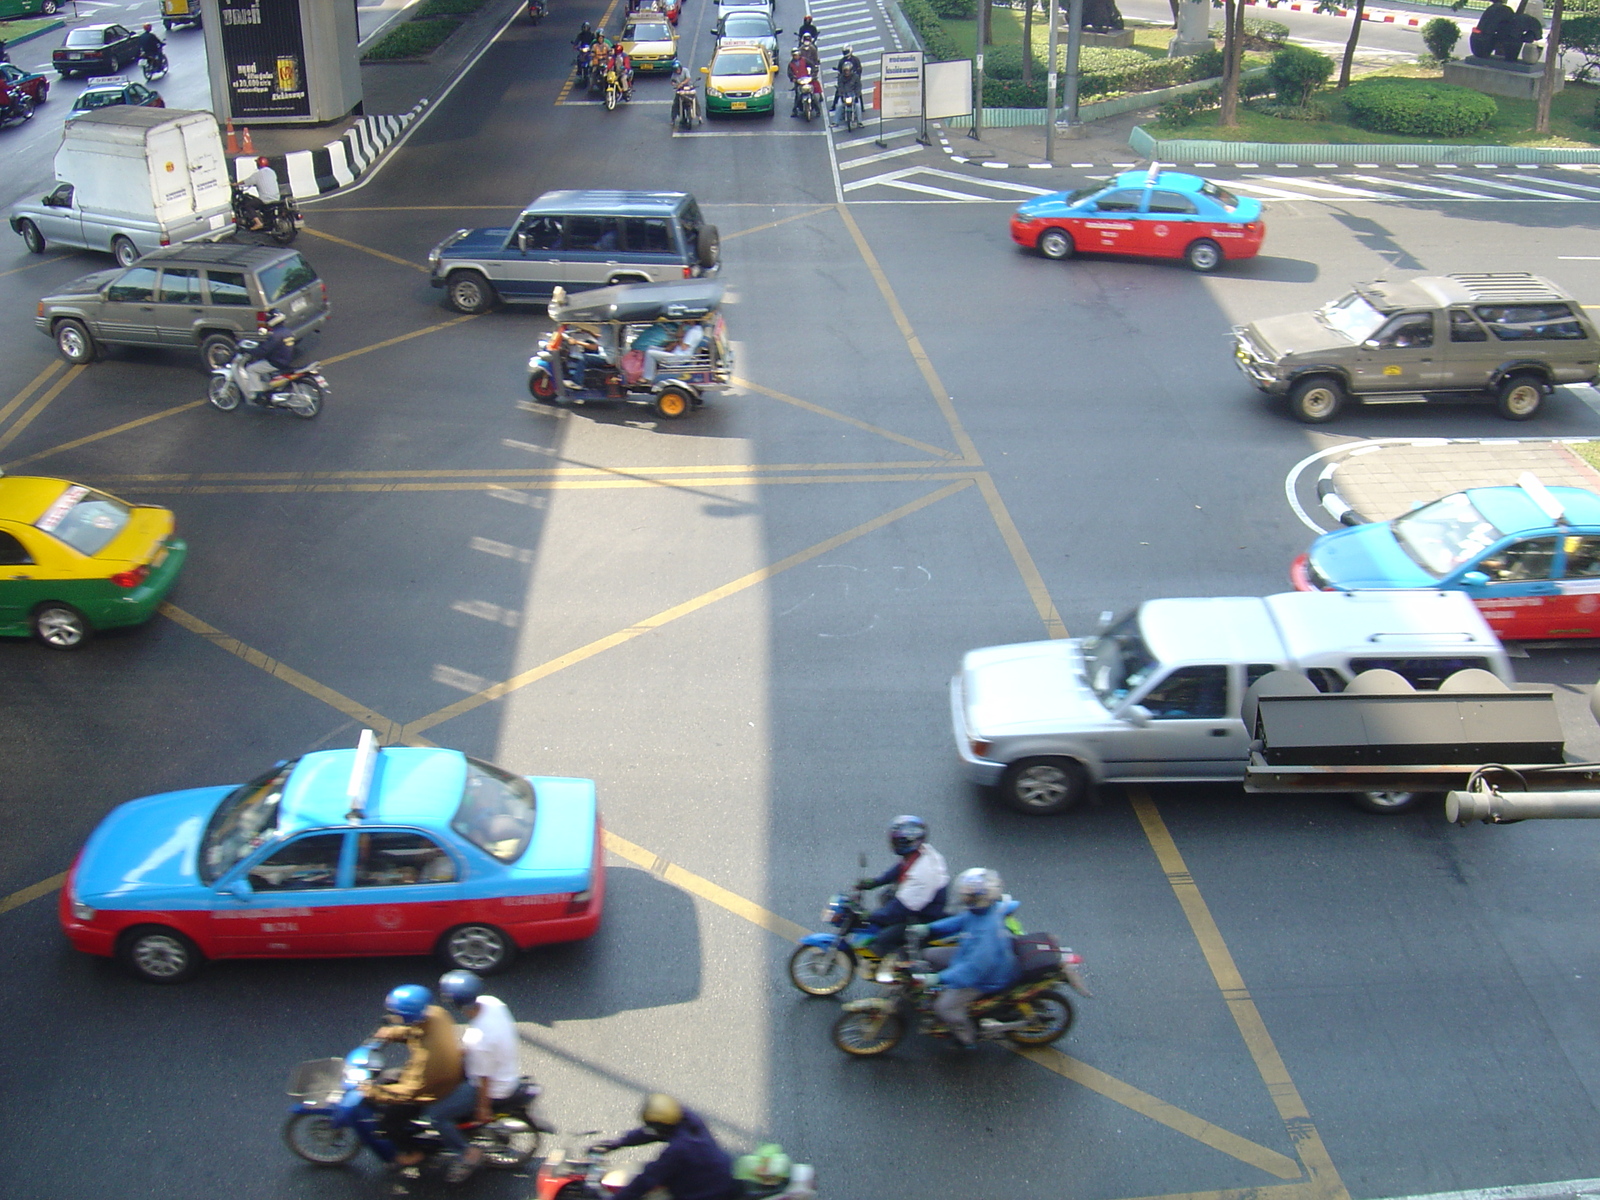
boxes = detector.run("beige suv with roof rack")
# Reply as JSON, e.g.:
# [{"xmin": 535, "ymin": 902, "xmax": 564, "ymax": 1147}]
[{"xmin": 1232, "ymin": 272, "xmax": 1599, "ymax": 423}]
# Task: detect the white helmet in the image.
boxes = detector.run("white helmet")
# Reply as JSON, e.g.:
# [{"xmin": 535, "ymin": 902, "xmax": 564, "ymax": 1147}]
[{"xmin": 955, "ymin": 867, "xmax": 1003, "ymax": 910}]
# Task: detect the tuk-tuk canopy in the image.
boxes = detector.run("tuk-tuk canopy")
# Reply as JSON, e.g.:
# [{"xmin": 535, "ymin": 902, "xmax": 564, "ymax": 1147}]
[{"xmin": 549, "ymin": 280, "xmax": 724, "ymax": 324}]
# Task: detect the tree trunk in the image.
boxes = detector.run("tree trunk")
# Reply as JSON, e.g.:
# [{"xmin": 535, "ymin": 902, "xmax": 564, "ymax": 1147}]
[
  {"xmin": 1220, "ymin": 0, "xmax": 1240, "ymax": 125},
  {"xmin": 1168, "ymin": 0, "xmax": 1180, "ymax": 23},
  {"xmin": 1023, "ymin": 0, "xmax": 1034, "ymax": 84},
  {"xmin": 1338, "ymin": 0, "xmax": 1366, "ymax": 88},
  {"xmin": 983, "ymin": 0, "xmax": 994, "ymax": 44},
  {"xmin": 1537, "ymin": 0, "xmax": 1564, "ymax": 133}
]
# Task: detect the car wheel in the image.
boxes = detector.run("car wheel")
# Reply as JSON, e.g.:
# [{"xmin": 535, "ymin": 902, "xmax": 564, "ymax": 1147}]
[
  {"xmin": 117, "ymin": 925, "xmax": 203, "ymax": 983},
  {"xmin": 446, "ymin": 271, "xmax": 496, "ymax": 315},
  {"xmin": 1185, "ymin": 238, "xmax": 1223, "ymax": 272},
  {"xmin": 1036, "ymin": 228, "xmax": 1073, "ymax": 261},
  {"xmin": 199, "ymin": 332, "xmax": 237, "ymax": 371},
  {"xmin": 53, "ymin": 319, "xmax": 96, "ymax": 364},
  {"xmin": 111, "ymin": 235, "xmax": 139, "ymax": 267},
  {"xmin": 1000, "ymin": 757, "xmax": 1087, "ymax": 815},
  {"xmin": 42, "ymin": 0, "xmax": 59, "ymax": 13},
  {"xmin": 439, "ymin": 923, "xmax": 517, "ymax": 974},
  {"xmin": 36, "ymin": 82, "xmax": 49, "ymax": 104},
  {"xmin": 1287, "ymin": 375, "xmax": 1345, "ymax": 424},
  {"xmin": 655, "ymin": 385, "xmax": 692, "ymax": 419},
  {"xmin": 32, "ymin": 602, "xmax": 91, "ymax": 649},
  {"xmin": 282, "ymin": 1112, "xmax": 360, "ymax": 1166},
  {"xmin": 1496, "ymin": 373, "xmax": 1544, "ymax": 421},
  {"xmin": 1351, "ymin": 790, "xmax": 1435, "ymax": 815},
  {"xmin": 18, "ymin": 219, "xmax": 45, "ymax": 254}
]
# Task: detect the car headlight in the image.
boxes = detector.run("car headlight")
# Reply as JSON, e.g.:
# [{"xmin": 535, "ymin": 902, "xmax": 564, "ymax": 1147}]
[
  {"xmin": 707, "ymin": 84, "xmax": 724, "ymax": 96},
  {"xmin": 72, "ymin": 899, "xmax": 95, "ymax": 921},
  {"xmin": 427, "ymin": 249, "xmax": 440, "ymax": 267},
  {"xmin": 754, "ymin": 84, "xmax": 772, "ymax": 97}
]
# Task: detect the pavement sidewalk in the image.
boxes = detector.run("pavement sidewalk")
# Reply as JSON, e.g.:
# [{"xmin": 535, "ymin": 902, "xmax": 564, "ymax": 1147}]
[{"xmin": 1327, "ymin": 438, "xmax": 1600, "ymax": 523}]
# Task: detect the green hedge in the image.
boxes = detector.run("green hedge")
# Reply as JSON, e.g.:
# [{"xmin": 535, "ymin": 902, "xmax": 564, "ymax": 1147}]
[
  {"xmin": 414, "ymin": 0, "xmax": 486, "ymax": 15},
  {"xmin": 1263, "ymin": 43, "xmax": 1332, "ymax": 105},
  {"xmin": 1210, "ymin": 16, "xmax": 1289, "ymax": 47},
  {"xmin": 1342, "ymin": 77, "xmax": 1497, "ymax": 136},
  {"xmin": 899, "ymin": 0, "xmax": 963, "ymax": 61},
  {"xmin": 363, "ymin": 17, "xmax": 461, "ymax": 59},
  {"xmin": 928, "ymin": 0, "xmax": 976, "ymax": 16}
]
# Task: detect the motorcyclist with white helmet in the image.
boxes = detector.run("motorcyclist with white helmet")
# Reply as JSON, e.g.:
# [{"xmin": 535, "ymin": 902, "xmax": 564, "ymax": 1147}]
[
  {"xmin": 909, "ymin": 868, "xmax": 1020, "ymax": 1049},
  {"xmin": 855, "ymin": 815, "xmax": 948, "ymax": 956}
]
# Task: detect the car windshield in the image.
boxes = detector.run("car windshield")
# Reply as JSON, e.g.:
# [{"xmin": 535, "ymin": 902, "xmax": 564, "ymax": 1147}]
[
  {"xmin": 625, "ymin": 21, "xmax": 671, "ymax": 38},
  {"xmin": 725, "ymin": 15, "xmax": 770, "ymax": 32},
  {"xmin": 199, "ymin": 761, "xmax": 296, "ymax": 883},
  {"xmin": 35, "ymin": 484, "xmax": 129, "ymax": 555},
  {"xmin": 1318, "ymin": 291, "xmax": 1388, "ymax": 343},
  {"xmin": 65, "ymin": 29, "xmax": 110, "ymax": 47},
  {"xmin": 1066, "ymin": 185, "xmax": 1103, "ymax": 205},
  {"xmin": 1082, "ymin": 612, "xmax": 1161, "ymax": 707},
  {"xmin": 258, "ymin": 254, "xmax": 318, "ymax": 304},
  {"xmin": 1201, "ymin": 180, "xmax": 1240, "ymax": 211},
  {"xmin": 716, "ymin": 50, "xmax": 768, "ymax": 74},
  {"xmin": 75, "ymin": 89, "xmax": 127, "ymax": 109},
  {"xmin": 452, "ymin": 758, "xmax": 537, "ymax": 863},
  {"xmin": 1391, "ymin": 492, "xmax": 1506, "ymax": 577}
]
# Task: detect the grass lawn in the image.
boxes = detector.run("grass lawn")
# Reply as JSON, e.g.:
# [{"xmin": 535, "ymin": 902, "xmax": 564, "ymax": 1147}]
[
  {"xmin": 0, "ymin": 16, "xmax": 63, "ymax": 42},
  {"xmin": 1144, "ymin": 66, "xmax": 1600, "ymax": 146}
]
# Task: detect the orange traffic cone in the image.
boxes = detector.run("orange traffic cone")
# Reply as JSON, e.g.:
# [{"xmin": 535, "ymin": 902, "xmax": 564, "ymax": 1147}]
[
  {"xmin": 241, "ymin": 127, "xmax": 254, "ymax": 155},
  {"xmin": 225, "ymin": 119, "xmax": 237, "ymax": 154}
]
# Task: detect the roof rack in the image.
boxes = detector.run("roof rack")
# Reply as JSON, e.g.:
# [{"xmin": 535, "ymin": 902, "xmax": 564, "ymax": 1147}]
[
  {"xmin": 345, "ymin": 728, "xmax": 378, "ymax": 823},
  {"xmin": 1445, "ymin": 272, "xmax": 1568, "ymax": 304}
]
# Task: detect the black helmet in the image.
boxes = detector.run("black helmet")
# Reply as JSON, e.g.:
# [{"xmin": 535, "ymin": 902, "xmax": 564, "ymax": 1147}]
[{"xmin": 888, "ymin": 815, "xmax": 927, "ymax": 856}]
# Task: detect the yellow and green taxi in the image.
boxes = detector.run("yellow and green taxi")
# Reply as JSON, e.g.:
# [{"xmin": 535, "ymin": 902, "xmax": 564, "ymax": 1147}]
[
  {"xmin": 701, "ymin": 43, "xmax": 776, "ymax": 116},
  {"xmin": 619, "ymin": 15, "xmax": 678, "ymax": 74},
  {"xmin": 0, "ymin": 475, "xmax": 186, "ymax": 649}
]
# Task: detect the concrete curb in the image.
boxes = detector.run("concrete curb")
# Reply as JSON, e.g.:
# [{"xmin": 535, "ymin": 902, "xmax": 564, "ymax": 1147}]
[
  {"xmin": 0, "ymin": 18, "xmax": 65, "ymax": 49},
  {"xmin": 1128, "ymin": 125, "xmax": 1600, "ymax": 165},
  {"xmin": 230, "ymin": 100, "xmax": 427, "ymax": 197}
]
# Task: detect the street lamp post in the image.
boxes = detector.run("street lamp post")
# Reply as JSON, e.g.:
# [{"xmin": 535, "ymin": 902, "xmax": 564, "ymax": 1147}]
[
  {"xmin": 971, "ymin": 0, "xmax": 988, "ymax": 139},
  {"xmin": 1044, "ymin": 0, "xmax": 1060, "ymax": 162}
]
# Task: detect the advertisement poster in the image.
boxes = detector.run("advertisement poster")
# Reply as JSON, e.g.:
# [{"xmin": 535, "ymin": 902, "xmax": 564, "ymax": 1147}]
[{"xmin": 218, "ymin": 0, "xmax": 310, "ymax": 119}]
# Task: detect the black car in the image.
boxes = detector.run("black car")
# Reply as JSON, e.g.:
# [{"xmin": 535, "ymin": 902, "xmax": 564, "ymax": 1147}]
[{"xmin": 53, "ymin": 24, "xmax": 141, "ymax": 79}]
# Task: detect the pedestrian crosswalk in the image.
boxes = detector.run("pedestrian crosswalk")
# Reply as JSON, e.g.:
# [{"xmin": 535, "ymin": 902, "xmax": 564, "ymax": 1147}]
[{"xmin": 1211, "ymin": 165, "xmax": 1600, "ymax": 205}]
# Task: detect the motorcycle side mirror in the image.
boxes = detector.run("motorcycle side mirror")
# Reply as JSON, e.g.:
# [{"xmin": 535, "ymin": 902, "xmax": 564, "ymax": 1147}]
[{"xmin": 219, "ymin": 877, "xmax": 252, "ymax": 901}]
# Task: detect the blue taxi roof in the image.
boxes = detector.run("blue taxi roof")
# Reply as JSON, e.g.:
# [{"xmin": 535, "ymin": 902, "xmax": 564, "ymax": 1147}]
[
  {"xmin": 278, "ymin": 747, "xmax": 467, "ymax": 834},
  {"xmin": 1466, "ymin": 485, "xmax": 1600, "ymax": 536},
  {"xmin": 1110, "ymin": 169, "xmax": 1209, "ymax": 193}
]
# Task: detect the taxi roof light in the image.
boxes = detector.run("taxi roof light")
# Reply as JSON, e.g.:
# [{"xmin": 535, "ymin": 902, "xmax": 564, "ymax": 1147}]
[
  {"xmin": 1517, "ymin": 472, "xmax": 1567, "ymax": 525},
  {"xmin": 345, "ymin": 728, "xmax": 378, "ymax": 822}
]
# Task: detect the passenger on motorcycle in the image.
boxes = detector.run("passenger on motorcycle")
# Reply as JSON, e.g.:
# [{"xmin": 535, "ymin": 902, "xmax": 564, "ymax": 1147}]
[
  {"xmin": 436, "ymin": 970, "xmax": 519, "ymax": 1182},
  {"xmin": 832, "ymin": 57, "xmax": 862, "ymax": 124},
  {"xmin": 363, "ymin": 984, "xmax": 468, "ymax": 1173},
  {"xmin": 589, "ymin": 1093, "xmax": 740, "ymax": 1200},
  {"xmin": 856, "ymin": 815, "xmax": 948, "ymax": 955},
  {"xmin": 786, "ymin": 49, "xmax": 812, "ymax": 116},
  {"xmin": 909, "ymin": 868, "xmax": 1020, "ymax": 1049},
  {"xmin": 238, "ymin": 155, "xmax": 281, "ymax": 231}
]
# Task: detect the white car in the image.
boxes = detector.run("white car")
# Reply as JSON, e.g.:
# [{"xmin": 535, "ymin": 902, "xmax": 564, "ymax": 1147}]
[{"xmin": 952, "ymin": 590, "xmax": 1513, "ymax": 815}]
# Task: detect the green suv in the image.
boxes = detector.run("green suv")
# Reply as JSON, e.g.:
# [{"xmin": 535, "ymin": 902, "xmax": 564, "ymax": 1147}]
[
  {"xmin": 35, "ymin": 242, "xmax": 329, "ymax": 370},
  {"xmin": 1233, "ymin": 273, "xmax": 1600, "ymax": 423}
]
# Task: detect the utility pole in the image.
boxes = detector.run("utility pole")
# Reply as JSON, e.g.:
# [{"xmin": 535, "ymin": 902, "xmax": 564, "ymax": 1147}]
[
  {"xmin": 1063, "ymin": 0, "xmax": 1083, "ymax": 126},
  {"xmin": 971, "ymin": 0, "xmax": 988, "ymax": 138},
  {"xmin": 1044, "ymin": 0, "xmax": 1060, "ymax": 162}
]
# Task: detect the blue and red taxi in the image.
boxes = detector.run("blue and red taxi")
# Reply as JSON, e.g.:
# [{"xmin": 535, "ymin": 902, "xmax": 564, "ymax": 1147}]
[
  {"xmin": 1293, "ymin": 476, "xmax": 1600, "ymax": 640},
  {"xmin": 1010, "ymin": 167, "xmax": 1265, "ymax": 273},
  {"xmin": 61, "ymin": 733, "xmax": 604, "ymax": 982}
]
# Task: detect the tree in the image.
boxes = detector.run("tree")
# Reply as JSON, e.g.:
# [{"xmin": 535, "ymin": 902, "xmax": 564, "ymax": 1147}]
[
  {"xmin": 1537, "ymin": 0, "xmax": 1566, "ymax": 133},
  {"xmin": 1338, "ymin": 0, "xmax": 1368, "ymax": 88},
  {"xmin": 1023, "ymin": 0, "xmax": 1035, "ymax": 83},
  {"xmin": 1219, "ymin": 0, "xmax": 1247, "ymax": 124}
]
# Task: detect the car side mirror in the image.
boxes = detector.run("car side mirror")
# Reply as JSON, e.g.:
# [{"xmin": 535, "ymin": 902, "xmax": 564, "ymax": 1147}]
[
  {"xmin": 220, "ymin": 877, "xmax": 253, "ymax": 901},
  {"xmin": 1363, "ymin": 338, "xmax": 1381, "ymax": 349},
  {"xmin": 700, "ymin": 65, "xmax": 710, "ymax": 74},
  {"xmin": 1123, "ymin": 704, "xmax": 1152, "ymax": 727},
  {"xmin": 775, "ymin": 26, "xmax": 783, "ymax": 32},
  {"xmin": 1461, "ymin": 570, "xmax": 1490, "ymax": 587},
  {"xmin": 516, "ymin": 232, "xmax": 529, "ymax": 252}
]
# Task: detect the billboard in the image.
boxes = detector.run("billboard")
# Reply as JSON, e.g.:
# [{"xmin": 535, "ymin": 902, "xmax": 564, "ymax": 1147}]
[
  {"xmin": 218, "ymin": 0, "xmax": 311, "ymax": 119},
  {"xmin": 879, "ymin": 51, "xmax": 923, "ymax": 120}
]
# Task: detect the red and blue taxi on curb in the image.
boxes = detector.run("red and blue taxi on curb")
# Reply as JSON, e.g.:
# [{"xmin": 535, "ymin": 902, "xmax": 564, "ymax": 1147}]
[
  {"xmin": 62, "ymin": 732, "xmax": 605, "ymax": 982},
  {"xmin": 1010, "ymin": 166, "xmax": 1265, "ymax": 273},
  {"xmin": 1293, "ymin": 474, "xmax": 1600, "ymax": 640}
]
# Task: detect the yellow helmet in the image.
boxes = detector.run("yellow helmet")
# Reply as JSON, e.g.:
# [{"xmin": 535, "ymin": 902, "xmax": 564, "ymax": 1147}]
[{"xmin": 641, "ymin": 1093, "xmax": 683, "ymax": 1130}]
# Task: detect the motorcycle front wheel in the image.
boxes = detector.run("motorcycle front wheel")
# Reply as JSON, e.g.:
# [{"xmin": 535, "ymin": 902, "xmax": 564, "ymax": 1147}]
[
  {"xmin": 282, "ymin": 1112, "xmax": 360, "ymax": 1165},
  {"xmin": 605, "ymin": 84, "xmax": 618, "ymax": 111},
  {"xmin": 207, "ymin": 377, "xmax": 242, "ymax": 411},
  {"xmin": 788, "ymin": 943, "xmax": 855, "ymax": 996},
  {"xmin": 284, "ymin": 379, "xmax": 323, "ymax": 419},
  {"xmin": 832, "ymin": 1009, "xmax": 903, "ymax": 1056},
  {"xmin": 1005, "ymin": 989, "xmax": 1075, "ymax": 1046}
]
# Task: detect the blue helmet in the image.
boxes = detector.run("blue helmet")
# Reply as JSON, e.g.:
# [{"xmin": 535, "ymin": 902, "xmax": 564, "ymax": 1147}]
[
  {"xmin": 438, "ymin": 970, "xmax": 483, "ymax": 1008},
  {"xmin": 385, "ymin": 984, "xmax": 432, "ymax": 1023},
  {"xmin": 888, "ymin": 815, "xmax": 928, "ymax": 856}
]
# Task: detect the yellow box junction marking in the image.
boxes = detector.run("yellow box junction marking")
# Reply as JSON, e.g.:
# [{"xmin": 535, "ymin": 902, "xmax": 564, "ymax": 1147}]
[{"xmin": 0, "ymin": 364, "xmax": 84, "ymax": 455}]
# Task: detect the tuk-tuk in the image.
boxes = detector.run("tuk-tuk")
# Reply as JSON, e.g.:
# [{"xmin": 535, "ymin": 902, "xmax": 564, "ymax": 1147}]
[
  {"xmin": 160, "ymin": 0, "xmax": 203, "ymax": 30},
  {"xmin": 526, "ymin": 280, "xmax": 732, "ymax": 419}
]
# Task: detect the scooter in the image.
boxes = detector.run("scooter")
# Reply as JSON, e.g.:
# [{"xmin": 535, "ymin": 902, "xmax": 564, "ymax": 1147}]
[
  {"xmin": 671, "ymin": 82, "xmax": 698, "ymax": 130},
  {"xmin": 282, "ymin": 1038, "xmax": 550, "ymax": 1174},
  {"xmin": 535, "ymin": 1136, "xmax": 817, "ymax": 1199},
  {"xmin": 0, "ymin": 82, "xmax": 34, "ymax": 127},
  {"xmin": 795, "ymin": 75, "xmax": 820, "ymax": 122},
  {"xmin": 838, "ymin": 86, "xmax": 861, "ymax": 131},
  {"xmin": 209, "ymin": 340, "xmax": 328, "ymax": 418},
  {"xmin": 528, "ymin": 0, "xmax": 547, "ymax": 24},
  {"xmin": 575, "ymin": 38, "xmax": 595, "ymax": 86}
]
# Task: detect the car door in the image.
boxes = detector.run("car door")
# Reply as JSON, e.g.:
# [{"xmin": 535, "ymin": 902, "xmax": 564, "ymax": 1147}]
[
  {"xmin": 0, "ymin": 523, "xmax": 81, "ymax": 630},
  {"xmin": 96, "ymin": 266, "xmax": 163, "ymax": 346},
  {"xmin": 343, "ymin": 829, "xmax": 464, "ymax": 955},
  {"xmin": 209, "ymin": 831, "xmax": 353, "ymax": 956},
  {"xmin": 1142, "ymin": 189, "xmax": 1199, "ymax": 261},
  {"xmin": 499, "ymin": 215, "xmax": 565, "ymax": 298},
  {"xmin": 1075, "ymin": 189, "xmax": 1145, "ymax": 257},
  {"xmin": 32, "ymin": 184, "xmax": 85, "ymax": 248},
  {"xmin": 0, "ymin": 526, "xmax": 40, "ymax": 633},
  {"xmin": 1348, "ymin": 311, "xmax": 1439, "ymax": 393},
  {"xmin": 1441, "ymin": 307, "xmax": 1498, "ymax": 392},
  {"xmin": 106, "ymin": 25, "xmax": 136, "ymax": 69},
  {"xmin": 152, "ymin": 267, "xmax": 204, "ymax": 346},
  {"xmin": 1100, "ymin": 665, "xmax": 1246, "ymax": 779},
  {"xmin": 1544, "ymin": 533, "xmax": 1600, "ymax": 637},
  {"xmin": 620, "ymin": 215, "xmax": 677, "ymax": 281},
  {"xmin": 562, "ymin": 215, "xmax": 625, "ymax": 288},
  {"xmin": 1453, "ymin": 535, "xmax": 1560, "ymax": 637}
]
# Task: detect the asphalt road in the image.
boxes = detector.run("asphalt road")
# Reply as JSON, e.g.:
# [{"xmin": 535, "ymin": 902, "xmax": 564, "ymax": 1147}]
[{"xmin": 7, "ymin": 2, "xmax": 1600, "ymax": 1199}]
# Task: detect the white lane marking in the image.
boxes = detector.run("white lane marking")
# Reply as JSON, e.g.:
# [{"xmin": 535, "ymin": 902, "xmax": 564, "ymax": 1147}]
[
  {"xmin": 909, "ymin": 165, "xmax": 1054, "ymax": 194},
  {"xmin": 1524, "ymin": 173, "xmax": 1600, "ymax": 197},
  {"xmin": 877, "ymin": 178, "xmax": 982, "ymax": 199},
  {"xmin": 837, "ymin": 144, "xmax": 923, "ymax": 168},
  {"xmin": 1450, "ymin": 174, "xmax": 1600, "ymax": 200},
  {"xmin": 836, "ymin": 127, "xmax": 915, "ymax": 148},
  {"xmin": 1250, "ymin": 175, "xmax": 1384, "ymax": 199},
  {"xmin": 1226, "ymin": 180, "xmax": 1323, "ymax": 201},
  {"xmin": 1366, "ymin": 1179, "xmax": 1600, "ymax": 1200},
  {"xmin": 674, "ymin": 129, "xmax": 829, "ymax": 136},
  {"xmin": 1344, "ymin": 174, "xmax": 1495, "ymax": 199}
]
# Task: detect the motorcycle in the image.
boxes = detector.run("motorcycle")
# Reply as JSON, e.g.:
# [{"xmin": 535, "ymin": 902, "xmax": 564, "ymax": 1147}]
[
  {"xmin": 535, "ymin": 1136, "xmax": 817, "ymax": 1199},
  {"xmin": 528, "ymin": 0, "xmax": 547, "ymax": 23},
  {"xmin": 142, "ymin": 47, "xmax": 168, "ymax": 81},
  {"xmin": 0, "ymin": 83, "xmax": 34, "ymax": 128},
  {"xmin": 575, "ymin": 38, "xmax": 595, "ymax": 87},
  {"xmin": 209, "ymin": 340, "xmax": 328, "ymax": 419},
  {"xmin": 795, "ymin": 75, "xmax": 820, "ymax": 122},
  {"xmin": 230, "ymin": 182, "xmax": 302, "ymax": 246},
  {"xmin": 283, "ymin": 1038, "xmax": 551, "ymax": 1174},
  {"xmin": 671, "ymin": 83, "xmax": 698, "ymax": 130},
  {"xmin": 838, "ymin": 86, "xmax": 861, "ymax": 131},
  {"xmin": 603, "ymin": 63, "xmax": 628, "ymax": 111},
  {"xmin": 830, "ymin": 929, "xmax": 1089, "ymax": 1056}
]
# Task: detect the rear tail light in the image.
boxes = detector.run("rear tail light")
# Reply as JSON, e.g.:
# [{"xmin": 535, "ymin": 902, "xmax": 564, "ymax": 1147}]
[
  {"xmin": 109, "ymin": 565, "xmax": 150, "ymax": 589},
  {"xmin": 682, "ymin": 265, "xmax": 692, "ymax": 278},
  {"xmin": 320, "ymin": 281, "xmax": 328, "ymax": 303},
  {"xmin": 565, "ymin": 890, "xmax": 592, "ymax": 914},
  {"xmin": 970, "ymin": 738, "xmax": 993, "ymax": 758}
]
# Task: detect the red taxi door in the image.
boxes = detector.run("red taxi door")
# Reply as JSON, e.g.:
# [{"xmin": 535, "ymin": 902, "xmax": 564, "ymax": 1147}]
[
  {"xmin": 1546, "ymin": 533, "xmax": 1600, "ymax": 637},
  {"xmin": 1142, "ymin": 189, "xmax": 1200, "ymax": 261},
  {"xmin": 209, "ymin": 831, "xmax": 353, "ymax": 956},
  {"xmin": 1459, "ymin": 537, "xmax": 1560, "ymax": 638},
  {"xmin": 1075, "ymin": 189, "xmax": 1147, "ymax": 256},
  {"xmin": 341, "ymin": 829, "xmax": 465, "ymax": 955}
]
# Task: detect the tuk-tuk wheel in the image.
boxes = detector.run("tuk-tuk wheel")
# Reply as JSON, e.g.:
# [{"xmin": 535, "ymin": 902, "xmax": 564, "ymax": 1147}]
[
  {"xmin": 528, "ymin": 367, "xmax": 558, "ymax": 401},
  {"xmin": 655, "ymin": 386, "xmax": 692, "ymax": 419}
]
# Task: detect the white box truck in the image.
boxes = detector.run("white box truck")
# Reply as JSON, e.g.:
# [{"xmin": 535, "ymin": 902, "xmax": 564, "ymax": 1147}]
[{"xmin": 6, "ymin": 106, "xmax": 232, "ymax": 266}]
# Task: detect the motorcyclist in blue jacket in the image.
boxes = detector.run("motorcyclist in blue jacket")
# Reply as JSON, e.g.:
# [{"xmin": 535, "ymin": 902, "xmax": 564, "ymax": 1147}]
[
  {"xmin": 856, "ymin": 814, "xmax": 948, "ymax": 956},
  {"xmin": 242, "ymin": 310, "xmax": 295, "ymax": 404},
  {"xmin": 589, "ymin": 1093, "xmax": 739, "ymax": 1200},
  {"xmin": 910, "ymin": 867, "xmax": 1019, "ymax": 1049}
]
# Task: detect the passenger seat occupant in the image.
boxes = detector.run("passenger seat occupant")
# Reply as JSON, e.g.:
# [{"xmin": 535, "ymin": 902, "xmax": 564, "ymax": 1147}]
[{"xmin": 643, "ymin": 322, "xmax": 705, "ymax": 382}]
